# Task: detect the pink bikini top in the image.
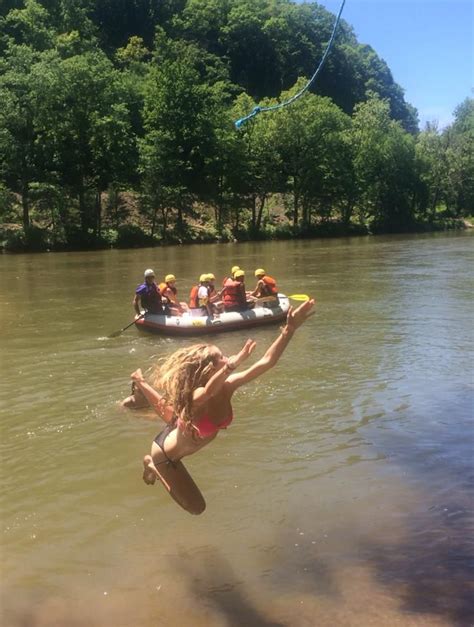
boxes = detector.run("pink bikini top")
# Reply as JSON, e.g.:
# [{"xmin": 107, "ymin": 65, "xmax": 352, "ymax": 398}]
[{"xmin": 178, "ymin": 412, "xmax": 234, "ymax": 438}]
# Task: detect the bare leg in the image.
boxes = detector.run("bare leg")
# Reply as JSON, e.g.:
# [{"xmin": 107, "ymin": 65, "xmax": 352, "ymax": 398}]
[{"xmin": 142, "ymin": 445, "xmax": 206, "ymax": 515}]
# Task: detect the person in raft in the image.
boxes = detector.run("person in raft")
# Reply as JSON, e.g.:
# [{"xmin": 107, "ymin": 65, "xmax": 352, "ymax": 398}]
[
  {"xmin": 221, "ymin": 269, "xmax": 250, "ymax": 312},
  {"xmin": 124, "ymin": 297, "xmax": 315, "ymax": 514},
  {"xmin": 221, "ymin": 265, "xmax": 241, "ymax": 287},
  {"xmin": 250, "ymin": 268, "xmax": 279, "ymax": 305},
  {"xmin": 133, "ymin": 268, "xmax": 167, "ymax": 317},
  {"xmin": 204, "ymin": 273, "xmax": 224, "ymax": 314},
  {"xmin": 189, "ymin": 274, "xmax": 214, "ymax": 318},
  {"xmin": 159, "ymin": 274, "xmax": 189, "ymax": 315}
]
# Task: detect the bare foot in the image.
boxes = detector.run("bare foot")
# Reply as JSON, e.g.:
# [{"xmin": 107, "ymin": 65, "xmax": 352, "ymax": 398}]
[
  {"xmin": 122, "ymin": 383, "xmax": 150, "ymax": 409},
  {"xmin": 143, "ymin": 455, "xmax": 159, "ymax": 485}
]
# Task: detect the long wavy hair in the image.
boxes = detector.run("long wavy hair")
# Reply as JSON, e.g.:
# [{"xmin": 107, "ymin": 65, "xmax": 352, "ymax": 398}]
[{"xmin": 151, "ymin": 344, "xmax": 220, "ymax": 425}]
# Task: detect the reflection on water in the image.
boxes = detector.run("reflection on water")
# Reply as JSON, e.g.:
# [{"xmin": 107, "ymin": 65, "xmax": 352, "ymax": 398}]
[{"xmin": 1, "ymin": 233, "xmax": 473, "ymax": 626}]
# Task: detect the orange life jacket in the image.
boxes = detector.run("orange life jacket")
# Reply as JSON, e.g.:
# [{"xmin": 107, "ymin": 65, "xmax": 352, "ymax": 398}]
[
  {"xmin": 222, "ymin": 278, "xmax": 246, "ymax": 308},
  {"xmin": 260, "ymin": 275, "xmax": 278, "ymax": 296},
  {"xmin": 189, "ymin": 285, "xmax": 199, "ymax": 308},
  {"xmin": 160, "ymin": 282, "xmax": 178, "ymax": 304}
]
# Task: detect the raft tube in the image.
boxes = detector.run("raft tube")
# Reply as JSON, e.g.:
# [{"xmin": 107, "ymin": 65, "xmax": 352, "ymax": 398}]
[{"xmin": 135, "ymin": 294, "xmax": 290, "ymax": 336}]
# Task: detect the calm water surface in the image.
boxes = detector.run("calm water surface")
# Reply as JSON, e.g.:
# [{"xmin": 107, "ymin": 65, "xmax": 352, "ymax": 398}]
[{"xmin": 1, "ymin": 233, "xmax": 473, "ymax": 627}]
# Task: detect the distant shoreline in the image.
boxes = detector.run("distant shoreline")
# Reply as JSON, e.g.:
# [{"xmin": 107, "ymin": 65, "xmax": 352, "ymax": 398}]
[{"xmin": 1, "ymin": 218, "xmax": 471, "ymax": 254}]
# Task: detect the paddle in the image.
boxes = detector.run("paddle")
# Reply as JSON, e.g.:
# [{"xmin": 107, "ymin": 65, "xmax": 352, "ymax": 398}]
[
  {"xmin": 108, "ymin": 313, "xmax": 144, "ymax": 338},
  {"xmin": 288, "ymin": 294, "xmax": 310, "ymax": 301},
  {"xmin": 253, "ymin": 293, "xmax": 310, "ymax": 306}
]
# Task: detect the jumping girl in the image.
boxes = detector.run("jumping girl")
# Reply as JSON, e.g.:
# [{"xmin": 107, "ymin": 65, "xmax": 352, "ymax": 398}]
[{"xmin": 124, "ymin": 298, "xmax": 315, "ymax": 514}]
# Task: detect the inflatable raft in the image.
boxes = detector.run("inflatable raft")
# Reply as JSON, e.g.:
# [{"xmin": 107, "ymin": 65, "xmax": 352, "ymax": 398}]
[{"xmin": 135, "ymin": 294, "xmax": 290, "ymax": 336}]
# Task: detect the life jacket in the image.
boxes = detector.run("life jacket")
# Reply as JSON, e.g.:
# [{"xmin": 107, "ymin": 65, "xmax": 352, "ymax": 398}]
[
  {"xmin": 189, "ymin": 285, "xmax": 199, "ymax": 308},
  {"xmin": 160, "ymin": 282, "xmax": 178, "ymax": 304},
  {"xmin": 222, "ymin": 278, "xmax": 246, "ymax": 308},
  {"xmin": 260, "ymin": 275, "xmax": 278, "ymax": 296},
  {"xmin": 140, "ymin": 283, "xmax": 163, "ymax": 314}
]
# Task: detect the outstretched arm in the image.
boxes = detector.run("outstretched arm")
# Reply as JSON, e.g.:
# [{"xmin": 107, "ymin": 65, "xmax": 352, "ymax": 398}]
[
  {"xmin": 250, "ymin": 279, "xmax": 263, "ymax": 297},
  {"xmin": 192, "ymin": 339, "xmax": 256, "ymax": 406},
  {"xmin": 129, "ymin": 369, "xmax": 174, "ymax": 423},
  {"xmin": 225, "ymin": 298, "xmax": 315, "ymax": 391}
]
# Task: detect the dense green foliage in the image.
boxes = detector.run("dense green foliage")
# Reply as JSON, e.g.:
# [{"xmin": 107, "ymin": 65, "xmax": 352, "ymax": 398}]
[{"xmin": 0, "ymin": 0, "xmax": 472, "ymax": 251}]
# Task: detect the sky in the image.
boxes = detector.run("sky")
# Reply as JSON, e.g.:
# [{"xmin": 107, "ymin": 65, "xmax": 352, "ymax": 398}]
[{"xmin": 313, "ymin": 0, "xmax": 473, "ymax": 128}]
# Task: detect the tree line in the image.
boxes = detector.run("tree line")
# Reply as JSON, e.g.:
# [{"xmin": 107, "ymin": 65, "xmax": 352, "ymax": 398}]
[{"xmin": 0, "ymin": 0, "xmax": 472, "ymax": 251}]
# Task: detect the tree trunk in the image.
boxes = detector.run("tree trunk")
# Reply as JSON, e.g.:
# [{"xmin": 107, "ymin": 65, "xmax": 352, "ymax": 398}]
[
  {"xmin": 21, "ymin": 181, "xmax": 30, "ymax": 230},
  {"xmin": 96, "ymin": 190, "xmax": 102, "ymax": 237},
  {"xmin": 430, "ymin": 186, "xmax": 440, "ymax": 221},
  {"xmin": 293, "ymin": 189, "xmax": 299, "ymax": 228},
  {"xmin": 256, "ymin": 194, "xmax": 266, "ymax": 231},
  {"xmin": 342, "ymin": 198, "xmax": 354, "ymax": 226},
  {"xmin": 302, "ymin": 198, "xmax": 308, "ymax": 227},
  {"xmin": 79, "ymin": 181, "xmax": 87, "ymax": 234},
  {"xmin": 150, "ymin": 205, "xmax": 158, "ymax": 238},
  {"xmin": 160, "ymin": 207, "xmax": 168, "ymax": 237},
  {"xmin": 176, "ymin": 203, "xmax": 183, "ymax": 233},
  {"xmin": 251, "ymin": 194, "xmax": 257, "ymax": 229}
]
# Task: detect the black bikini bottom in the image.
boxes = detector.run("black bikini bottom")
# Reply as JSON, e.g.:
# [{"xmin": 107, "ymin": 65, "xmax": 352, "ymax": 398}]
[{"xmin": 154, "ymin": 423, "xmax": 176, "ymax": 465}]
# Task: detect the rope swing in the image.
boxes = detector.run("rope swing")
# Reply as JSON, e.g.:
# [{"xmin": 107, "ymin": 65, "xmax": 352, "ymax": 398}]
[{"xmin": 234, "ymin": 0, "xmax": 347, "ymax": 129}]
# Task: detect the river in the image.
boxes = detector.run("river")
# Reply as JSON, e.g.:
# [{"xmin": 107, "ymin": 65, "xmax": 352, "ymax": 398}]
[{"xmin": 1, "ymin": 232, "xmax": 473, "ymax": 627}]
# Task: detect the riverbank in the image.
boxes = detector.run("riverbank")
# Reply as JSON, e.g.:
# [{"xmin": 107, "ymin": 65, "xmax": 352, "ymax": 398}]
[{"xmin": 1, "ymin": 216, "xmax": 471, "ymax": 253}]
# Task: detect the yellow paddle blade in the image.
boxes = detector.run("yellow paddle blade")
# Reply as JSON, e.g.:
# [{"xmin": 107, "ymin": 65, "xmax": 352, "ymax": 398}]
[{"xmin": 288, "ymin": 294, "xmax": 310, "ymax": 301}]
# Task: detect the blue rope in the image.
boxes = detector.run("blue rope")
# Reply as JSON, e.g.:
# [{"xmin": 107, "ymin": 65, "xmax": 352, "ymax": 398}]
[{"xmin": 234, "ymin": 0, "xmax": 347, "ymax": 129}]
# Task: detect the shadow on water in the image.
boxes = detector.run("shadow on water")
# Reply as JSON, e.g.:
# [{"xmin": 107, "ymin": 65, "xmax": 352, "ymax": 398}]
[
  {"xmin": 169, "ymin": 547, "xmax": 285, "ymax": 627},
  {"xmin": 361, "ymin": 502, "xmax": 474, "ymax": 626},
  {"xmin": 265, "ymin": 546, "xmax": 340, "ymax": 600},
  {"xmin": 260, "ymin": 388, "xmax": 474, "ymax": 625},
  {"xmin": 361, "ymin": 393, "xmax": 474, "ymax": 625}
]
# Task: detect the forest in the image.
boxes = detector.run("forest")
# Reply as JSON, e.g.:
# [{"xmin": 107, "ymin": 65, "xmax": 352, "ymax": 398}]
[{"xmin": 0, "ymin": 0, "xmax": 473, "ymax": 251}]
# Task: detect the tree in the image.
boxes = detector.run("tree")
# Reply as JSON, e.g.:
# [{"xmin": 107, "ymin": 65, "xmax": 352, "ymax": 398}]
[
  {"xmin": 139, "ymin": 38, "xmax": 217, "ymax": 235},
  {"xmin": 90, "ymin": 0, "xmax": 185, "ymax": 51},
  {"xmin": 2, "ymin": 0, "xmax": 54, "ymax": 51},
  {"xmin": 0, "ymin": 44, "xmax": 47, "ymax": 229},
  {"xmin": 446, "ymin": 98, "xmax": 474, "ymax": 216},
  {"xmin": 34, "ymin": 50, "xmax": 137, "ymax": 237},
  {"xmin": 415, "ymin": 122, "xmax": 448, "ymax": 220},
  {"xmin": 271, "ymin": 80, "xmax": 352, "ymax": 229},
  {"xmin": 351, "ymin": 95, "xmax": 416, "ymax": 230}
]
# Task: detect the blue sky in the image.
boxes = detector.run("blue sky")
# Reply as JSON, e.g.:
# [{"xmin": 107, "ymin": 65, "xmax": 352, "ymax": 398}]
[{"xmin": 313, "ymin": 0, "xmax": 473, "ymax": 128}]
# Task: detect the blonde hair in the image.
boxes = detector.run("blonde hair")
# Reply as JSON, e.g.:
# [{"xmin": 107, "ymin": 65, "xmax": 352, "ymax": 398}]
[{"xmin": 151, "ymin": 344, "xmax": 220, "ymax": 425}]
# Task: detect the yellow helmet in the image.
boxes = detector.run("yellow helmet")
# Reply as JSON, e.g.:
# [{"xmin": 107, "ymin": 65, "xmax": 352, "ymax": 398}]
[
  {"xmin": 206, "ymin": 273, "xmax": 215, "ymax": 281},
  {"xmin": 255, "ymin": 268, "xmax": 266, "ymax": 277},
  {"xmin": 234, "ymin": 269, "xmax": 245, "ymax": 279},
  {"xmin": 199, "ymin": 274, "xmax": 208, "ymax": 282},
  {"xmin": 231, "ymin": 265, "xmax": 240, "ymax": 276},
  {"xmin": 165, "ymin": 274, "xmax": 176, "ymax": 283}
]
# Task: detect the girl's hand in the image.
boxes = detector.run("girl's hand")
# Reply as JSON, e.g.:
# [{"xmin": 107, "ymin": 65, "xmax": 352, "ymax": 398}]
[
  {"xmin": 131, "ymin": 368, "xmax": 145, "ymax": 382},
  {"xmin": 227, "ymin": 338, "xmax": 257, "ymax": 370},
  {"xmin": 285, "ymin": 298, "xmax": 315, "ymax": 333}
]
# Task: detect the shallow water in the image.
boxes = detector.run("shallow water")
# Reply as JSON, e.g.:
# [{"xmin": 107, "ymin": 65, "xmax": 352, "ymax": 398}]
[{"xmin": 1, "ymin": 232, "xmax": 473, "ymax": 626}]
